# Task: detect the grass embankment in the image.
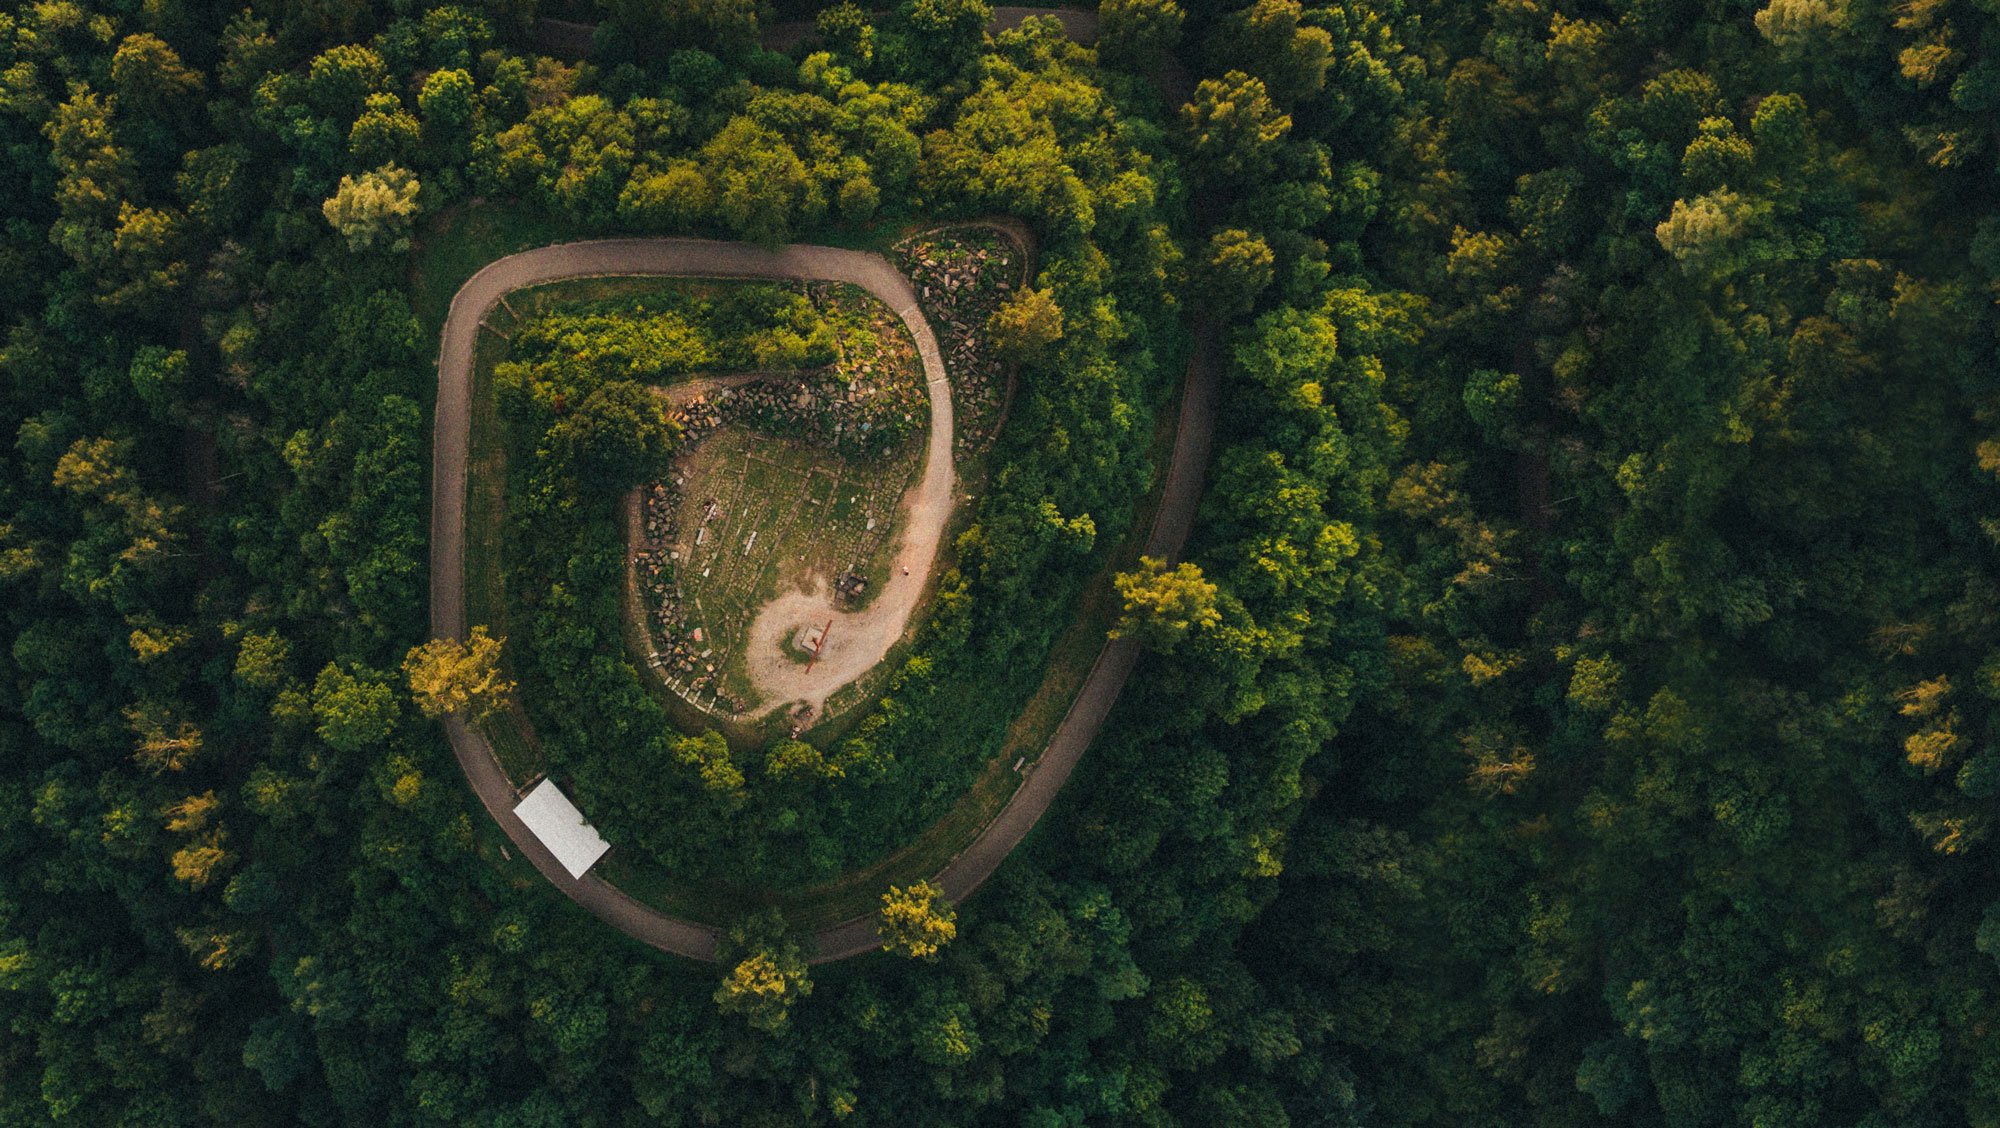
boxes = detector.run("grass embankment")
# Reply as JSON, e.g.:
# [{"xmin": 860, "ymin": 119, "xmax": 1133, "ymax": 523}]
[{"xmin": 411, "ymin": 202, "xmax": 571, "ymax": 337}]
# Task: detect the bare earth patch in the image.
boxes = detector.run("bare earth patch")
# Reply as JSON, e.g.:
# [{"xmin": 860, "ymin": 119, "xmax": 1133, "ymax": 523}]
[{"xmin": 631, "ymin": 425, "xmax": 918, "ymax": 718}]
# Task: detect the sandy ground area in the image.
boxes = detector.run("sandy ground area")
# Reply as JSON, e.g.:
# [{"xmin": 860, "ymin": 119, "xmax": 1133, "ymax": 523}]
[{"xmin": 736, "ymin": 381, "xmax": 951, "ymax": 719}]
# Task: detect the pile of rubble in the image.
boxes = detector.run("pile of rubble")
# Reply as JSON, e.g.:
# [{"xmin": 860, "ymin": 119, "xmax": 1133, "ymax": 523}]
[
  {"xmin": 657, "ymin": 288, "xmax": 923, "ymax": 460},
  {"xmin": 668, "ymin": 396, "xmax": 724, "ymax": 443},
  {"xmin": 896, "ymin": 227, "xmax": 1024, "ymax": 458}
]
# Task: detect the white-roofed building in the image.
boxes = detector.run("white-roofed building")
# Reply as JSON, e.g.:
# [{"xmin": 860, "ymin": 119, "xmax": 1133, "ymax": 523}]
[{"xmin": 513, "ymin": 779, "xmax": 611, "ymax": 878}]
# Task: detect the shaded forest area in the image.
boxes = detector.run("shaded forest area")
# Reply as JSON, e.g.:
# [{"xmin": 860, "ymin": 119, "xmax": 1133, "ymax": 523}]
[{"xmin": 1, "ymin": 0, "xmax": 1998, "ymax": 1125}]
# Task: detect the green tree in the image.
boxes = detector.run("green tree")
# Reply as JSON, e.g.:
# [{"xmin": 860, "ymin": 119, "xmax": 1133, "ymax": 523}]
[
  {"xmin": 907, "ymin": 0, "xmax": 992, "ymax": 35},
  {"xmin": 218, "ymin": 10, "xmax": 283, "ymax": 91},
  {"xmin": 699, "ymin": 118, "xmax": 816, "ymax": 245},
  {"xmin": 617, "ymin": 161, "xmax": 712, "ymax": 231},
  {"xmin": 1099, "ymin": 0, "xmax": 1185, "ymax": 69},
  {"xmin": 1199, "ymin": 228, "xmax": 1276, "ymax": 314},
  {"xmin": 1182, "ymin": 71, "xmax": 1292, "ymax": 185},
  {"xmin": 899, "ymin": 0, "xmax": 994, "ymax": 77},
  {"xmin": 713, "ymin": 910, "xmax": 812, "ymax": 1033},
  {"xmin": 817, "ymin": 1, "xmax": 876, "ymax": 63},
  {"xmin": 305, "ymin": 43, "xmax": 387, "ymax": 119},
  {"xmin": 1655, "ymin": 188, "xmax": 1751, "ymax": 272},
  {"xmin": 765, "ymin": 740, "xmax": 844, "ymax": 782},
  {"xmin": 417, "ymin": 69, "xmax": 476, "ymax": 165},
  {"xmin": 547, "ymin": 380, "xmax": 680, "ymax": 487},
  {"xmin": 310, "ymin": 664, "xmax": 399, "ymax": 753},
  {"xmin": 234, "ymin": 630, "xmax": 291, "ymax": 690},
  {"xmin": 986, "ymin": 286, "xmax": 1065, "ymax": 362},
  {"xmin": 675, "ymin": 731, "xmax": 747, "ymax": 807},
  {"xmin": 109, "ymin": 33, "xmax": 204, "ymax": 116},
  {"xmin": 127, "ymin": 346, "xmax": 187, "ymax": 419},
  {"xmin": 1217, "ymin": 0, "xmax": 1333, "ymax": 107},
  {"xmin": 348, "ymin": 93, "xmax": 420, "ymax": 167},
  {"xmin": 105, "ymin": 203, "xmax": 190, "ymax": 313},
  {"xmin": 178, "ymin": 144, "xmax": 254, "ymax": 232},
  {"xmin": 608, "ymin": 0, "xmax": 760, "ymax": 54}
]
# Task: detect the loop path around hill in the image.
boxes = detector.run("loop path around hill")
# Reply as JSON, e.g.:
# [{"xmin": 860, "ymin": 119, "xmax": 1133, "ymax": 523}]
[{"xmin": 434, "ymin": 7, "xmax": 1217, "ymax": 962}]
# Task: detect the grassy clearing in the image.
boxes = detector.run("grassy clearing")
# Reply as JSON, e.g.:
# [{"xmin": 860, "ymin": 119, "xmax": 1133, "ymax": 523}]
[
  {"xmin": 592, "ymin": 853, "xmax": 740, "ymax": 922},
  {"xmin": 480, "ymin": 704, "xmax": 544, "ymax": 786},
  {"xmin": 463, "ymin": 329, "xmax": 515, "ymax": 639},
  {"xmin": 502, "ymin": 274, "xmax": 739, "ymax": 327},
  {"xmin": 639, "ymin": 427, "xmax": 918, "ymax": 715},
  {"xmin": 462, "ymin": 319, "xmax": 547, "ymax": 787},
  {"xmin": 410, "ymin": 202, "xmax": 570, "ymax": 336}
]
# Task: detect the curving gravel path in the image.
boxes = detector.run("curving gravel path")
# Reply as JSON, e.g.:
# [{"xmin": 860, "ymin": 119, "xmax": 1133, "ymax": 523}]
[{"xmin": 439, "ymin": 6, "xmax": 1215, "ymax": 963}]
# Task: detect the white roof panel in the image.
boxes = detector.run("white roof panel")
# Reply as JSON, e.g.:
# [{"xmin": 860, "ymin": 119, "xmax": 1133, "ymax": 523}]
[{"xmin": 513, "ymin": 780, "xmax": 611, "ymax": 878}]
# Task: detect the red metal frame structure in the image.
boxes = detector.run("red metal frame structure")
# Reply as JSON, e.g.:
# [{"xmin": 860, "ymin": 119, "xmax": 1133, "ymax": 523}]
[{"xmin": 802, "ymin": 618, "xmax": 834, "ymax": 675}]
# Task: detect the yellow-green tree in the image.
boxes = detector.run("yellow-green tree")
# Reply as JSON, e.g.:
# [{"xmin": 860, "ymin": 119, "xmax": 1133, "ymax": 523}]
[
  {"xmin": 235, "ymin": 629, "xmax": 291, "ymax": 690},
  {"xmin": 322, "ymin": 163, "xmax": 421, "ymax": 252},
  {"xmin": 128, "ymin": 702, "xmax": 203, "ymax": 774},
  {"xmin": 170, "ymin": 831, "xmax": 232, "ymax": 889},
  {"xmin": 986, "ymin": 286, "xmax": 1065, "ymax": 363},
  {"xmin": 1100, "ymin": 0, "xmax": 1185, "ymax": 68},
  {"xmin": 765, "ymin": 739, "xmax": 844, "ymax": 783},
  {"xmin": 676, "ymin": 731, "xmax": 747, "ymax": 808},
  {"xmin": 1199, "ymin": 228, "xmax": 1275, "ymax": 314},
  {"xmin": 110, "ymin": 33, "xmax": 204, "ymax": 116},
  {"xmin": 1111, "ymin": 556, "xmax": 1221, "ymax": 653},
  {"xmin": 713, "ymin": 909, "xmax": 811, "ymax": 1032},
  {"xmin": 878, "ymin": 881, "xmax": 957, "ymax": 960},
  {"xmin": 403, "ymin": 626, "xmax": 516, "ymax": 723},
  {"xmin": 1182, "ymin": 71, "xmax": 1291, "ymax": 184}
]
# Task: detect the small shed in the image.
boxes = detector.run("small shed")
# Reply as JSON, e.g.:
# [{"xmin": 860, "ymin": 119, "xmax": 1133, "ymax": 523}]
[{"xmin": 513, "ymin": 779, "xmax": 611, "ymax": 879}]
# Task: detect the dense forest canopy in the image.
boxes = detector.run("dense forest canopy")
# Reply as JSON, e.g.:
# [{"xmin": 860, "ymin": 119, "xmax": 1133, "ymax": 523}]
[{"xmin": 0, "ymin": 0, "xmax": 1998, "ymax": 1124}]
